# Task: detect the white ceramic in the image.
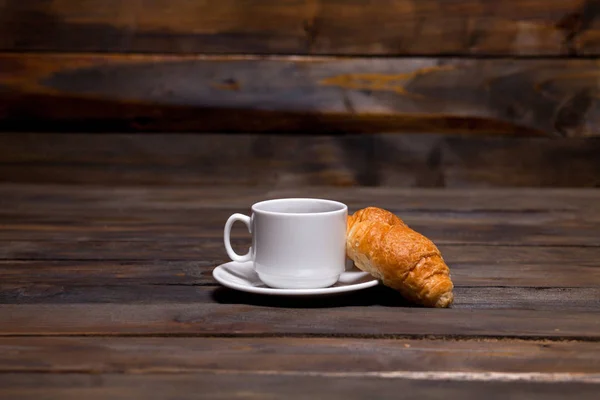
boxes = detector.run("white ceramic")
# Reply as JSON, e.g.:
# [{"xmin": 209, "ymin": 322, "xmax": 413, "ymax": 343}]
[
  {"xmin": 213, "ymin": 260, "xmax": 378, "ymax": 295},
  {"xmin": 224, "ymin": 198, "xmax": 348, "ymax": 289}
]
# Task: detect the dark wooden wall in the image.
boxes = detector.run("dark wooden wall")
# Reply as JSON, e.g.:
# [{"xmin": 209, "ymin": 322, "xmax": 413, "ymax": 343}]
[
  {"xmin": 1, "ymin": 1, "xmax": 599, "ymax": 187},
  {"xmin": 1, "ymin": 133, "xmax": 599, "ymax": 188}
]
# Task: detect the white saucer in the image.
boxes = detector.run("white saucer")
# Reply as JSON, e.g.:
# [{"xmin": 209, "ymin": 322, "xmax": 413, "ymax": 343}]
[{"xmin": 212, "ymin": 261, "xmax": 379, "ymax": 296}]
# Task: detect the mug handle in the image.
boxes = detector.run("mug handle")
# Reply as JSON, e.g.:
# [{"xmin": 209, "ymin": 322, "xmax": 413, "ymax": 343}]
[{"xmin": 224, "ymin": 213, "xmax": 252, "ymax": 262}]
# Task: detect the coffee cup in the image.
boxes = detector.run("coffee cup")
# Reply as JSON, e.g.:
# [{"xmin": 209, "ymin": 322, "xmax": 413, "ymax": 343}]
[{"xmin": 223, "ymin": 198, "xmax": 348, "ymax": 289}]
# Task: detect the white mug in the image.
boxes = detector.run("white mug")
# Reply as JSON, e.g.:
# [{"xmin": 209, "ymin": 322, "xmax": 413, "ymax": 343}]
[{"xmin": 224, "ymin": 198, "xmax": 348, "ymax": 289}]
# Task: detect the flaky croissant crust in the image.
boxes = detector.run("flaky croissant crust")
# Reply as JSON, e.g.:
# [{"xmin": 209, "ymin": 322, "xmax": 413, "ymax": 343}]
[{"xmin": 347, "ymin": 207, "xmax": 454, "ymax": 308}]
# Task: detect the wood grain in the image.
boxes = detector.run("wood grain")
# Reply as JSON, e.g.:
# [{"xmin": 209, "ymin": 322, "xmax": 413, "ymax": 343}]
[
  {"xmin": 1, "ymin": 133, "xmax": 600, "ymax": 187},
  {"xmin": 1, "ymin": 258, "xmax": 599, "ymax": 288},
  {"xmin": 0, "ymin": 261, "xmax": 206, "ymax": 286},
  {"xmin": 1, "ymin": 303, "xmax": 599, "ymax": 338},
  {"xmin": 0, "ymin": 182, "xmax": 598, "ymax": 395},
  {"xmin": 1, "ymin": 204, "xmax": 598, "ymax": 245},
  {"xmin": 3, "ymin": 54, "xmax": 600, "ymax": 136},
  {"xmin": 0, "ymin": 0, "xmax": 598, "ymax": 56},
  {"xmin": 1, "ymin": 198, "xmax": 595, "ymax": 223},
  {"xmin": 1, "ymin": 373, "xmax": 599, "ymax": 400},
  {"xmin": 1, "ymin": 185, "xmax": 599, "ymax": 261},
  {"xmin": 1, "ymin": 222, "xmax": 598, "ymax": 247},
  {"xmin": 1, "ymin": 185, "xmax": 598, "ymax": 337},
  {"xmin": 0, "ymin": 337, "xmax": 598, "ymax": 374},
  {"xmin": 2, "ymin": 184, "xmax": 598, "ymax": 213},
  {"xmin": 1, "ymin": 284, "xmax": 599, "ymax": 313},
  {"xmin": 5, "ymin": 238, "xmax": 598, "ymax": 263}
]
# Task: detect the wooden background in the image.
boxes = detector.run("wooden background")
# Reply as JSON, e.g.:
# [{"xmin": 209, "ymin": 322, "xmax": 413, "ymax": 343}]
[
  {"xmin": 1, "ymin": 0, "xmax": 600, "ymax": 187},
  {"xmin": 1, "ymin": 4, "xmax": 600, "ymax": 396}
]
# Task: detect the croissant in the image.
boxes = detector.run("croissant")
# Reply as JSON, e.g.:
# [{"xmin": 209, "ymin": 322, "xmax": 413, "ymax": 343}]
[{"xmin": 346, "ymin": 207, "xmax": 454, "ymax": 308}]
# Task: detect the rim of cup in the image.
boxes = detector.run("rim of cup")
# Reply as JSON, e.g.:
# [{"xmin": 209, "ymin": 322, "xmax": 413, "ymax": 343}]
[{"xmin": 251, "ymin": 198, "xmax": 347, "ymax": 217}]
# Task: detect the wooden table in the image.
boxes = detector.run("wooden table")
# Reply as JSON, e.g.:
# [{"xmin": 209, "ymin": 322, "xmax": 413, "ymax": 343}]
[{"xmin": 1, "ymin": 184, "xmax": 599, "ymax": 398}]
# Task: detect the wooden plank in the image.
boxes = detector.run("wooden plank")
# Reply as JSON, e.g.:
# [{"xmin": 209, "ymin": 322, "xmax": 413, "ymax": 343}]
[
  {"xmin": 1, "ymin": 284, "xmax": 599, "ymax": 312},
  {"xmin": 268, "ymin": 187, "xmax": 600, "ymax": 214},
  {"xmin": 1, "ymin": 214, "xmax": 598, "ymax": 245},
  {"xmin": 0, "ymin": 0, "xmax": 597, "ymax": 56},
  {"xmin": 2, "ymin": 184, "xmax": 599, "ymax": 213},
  {"xmin": 1, "ymin": 257, "xmax": 599, "ymax": 288},
  {"xmin": 0, "ymin": 337, "xmax": 599, "ymax": 374},
  {"xmin": 1, "ymin": 185, "xmax": 599, "ymax": 246},
  {"xmin": 0, "ymin": 261, "xmax": 206, "ymax": 286},
  {"xmin": 1, "ymin": 237, "xmax": 599, "ymax": 261},
  {"xmin": 1, "ymin": 373, "xmax": 599, "ymax": 400},
  {"xmin": 2, "ymin": 133, "xmax": 600, "ymax": 188},
  {"xmin": 0, "ymin": 238, "xmax": 235, "ymax": 261},
  {"xmin": 1, "ymin": 203, "xmax": 596, "ymax": 231},
  {"xmin": 0, "ymin": 133, "xmax": 360, "ymax": 187},
  {"xmin": 0, "ymin": 217, "xmax": 598, "ymax": 258},
  {"xmin": 1, "ymin": 303, "xmax": 599, "ymax": 338},
  {"xmin": 438, "ymin": 135, "xmax": 600, "ymax": 188},
  {"xmin": 2, "ymin": 54, "xmax": 600, "ymax": 136}
]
